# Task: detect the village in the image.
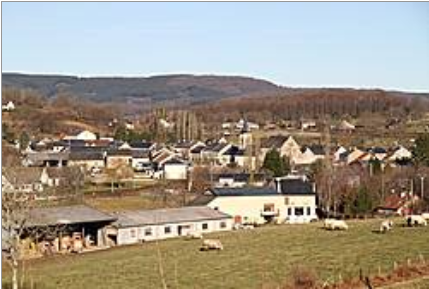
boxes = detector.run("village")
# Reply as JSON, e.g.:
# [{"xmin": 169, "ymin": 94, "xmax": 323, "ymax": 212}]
[
  {"xmin": 2, "ymin": 2, "xmax": 429, "ymax": 288},
  {"xmin": 3, "ymin": 103, "xmax": 429, "ymax": 260}
]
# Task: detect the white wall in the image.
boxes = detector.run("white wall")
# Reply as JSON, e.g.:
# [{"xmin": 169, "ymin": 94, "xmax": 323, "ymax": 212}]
[
  {"xmin": 207, "ymin": 195, "xmax": 317, "ymax": 225},
  {"xmin": 164, "ymin": 164, "xmax": 188, "ymax": 180},
  {"xmin": 116, "ymin": 218, "xmax": 233, "ymax": 245}
]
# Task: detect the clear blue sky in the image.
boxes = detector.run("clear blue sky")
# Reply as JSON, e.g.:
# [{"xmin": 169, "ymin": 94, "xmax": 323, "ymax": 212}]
[{"xmin": 2, "ymin": 2, "xmax": 429, "ymax": 92}]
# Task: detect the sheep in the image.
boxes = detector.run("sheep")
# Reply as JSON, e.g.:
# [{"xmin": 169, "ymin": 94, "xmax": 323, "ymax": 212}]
[
  {"xmin": 242, "ymin": 224, "xmax": 255, "ymax": 230},
  {"xmin": 200, "ymin": 239, "xmax": 223, "ymax": 251},
  {"xmin": 421, "ymin": 213, "xmax": 429, "ymax": 221},
  {"xmin": 324, "ymin": 219, "xmax": 335, "ymax": 229},
  {"xmin": 324, "ymin": 219, "xmax": 348, "ymax": 231},
  {"xmin": 379, "ymin": 220, "xmax": 394, "ymax": 233},
  {"xmin": 406, "ymin": 215, "xmax": 428, "ymax": 227},
  {"xmin": 186, "ymin": 231, "xmax": 203, "ymax": 239}
]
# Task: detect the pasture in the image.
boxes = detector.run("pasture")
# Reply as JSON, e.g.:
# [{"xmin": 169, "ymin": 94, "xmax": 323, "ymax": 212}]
[{"xmin": 3, "ymin": 218, "xmax": 429, "ymax": 288}]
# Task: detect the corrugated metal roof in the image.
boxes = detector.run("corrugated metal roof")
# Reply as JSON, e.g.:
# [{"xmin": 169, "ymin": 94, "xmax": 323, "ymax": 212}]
[
  {"xmin": 28, "ymin": 205, "xmax": 116, "ymax": 226},
  {"xmin": 113, "ymin": 206, "xmax": 231, "ymax": 227}
]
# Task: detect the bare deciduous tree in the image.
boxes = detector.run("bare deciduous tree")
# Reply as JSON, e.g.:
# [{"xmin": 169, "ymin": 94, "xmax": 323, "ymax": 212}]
[{"xmin": 2, "ymin": 190, "xmax": 35, "ymax": 289}]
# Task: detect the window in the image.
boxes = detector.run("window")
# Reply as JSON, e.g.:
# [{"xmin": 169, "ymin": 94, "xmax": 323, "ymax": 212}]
[
  {"xmin": 164, "ymin": 226, "xmax": 171, "ymax": 234},
  {"xmin": 202, "ymin": 223, "xmax": 208, "ymax": 230},
  {"xmin": 130, "ymin": 229, "xmax": 136, "ymax": 238},
  {"xmin": 220, "ymin": 221, "xmax": 227, "ymax": 229},
  {"xmin": 295, "ymin": 207, "xmax": 304, "ymax": 216},
  {"xmin": 284, "ymin": 197, "xmax": 290, "ymax": 205},
  {"xmin": 287, "ymin": 208, "xmax": 292, "ymax": 216},
  {"xmin": 144, "ymin": 228, "xmax": 152, "ymax": 236},
  {"xmin": 307, "ymin": 207, "xmax": 311, "ymax": 216}
]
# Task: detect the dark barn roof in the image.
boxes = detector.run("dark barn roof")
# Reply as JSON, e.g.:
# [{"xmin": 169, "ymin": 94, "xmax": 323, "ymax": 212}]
[
  {"xmin": 28, "ymin": 205, "xmax": 116, "ymax": 227},
  {"xmin": 129, "ymin": 141, "xmax": 154, "ymax": 150},
  {"xmin": 209, "ymin": 187, "xmax": 279, "ymax": 197},
  {"xmin": 69, "ymin": 147, "xmax": 105, "ymax": 161},
  {"xmin": 276, "ymin": 178, "xmax": 315, "ymax": 195}
]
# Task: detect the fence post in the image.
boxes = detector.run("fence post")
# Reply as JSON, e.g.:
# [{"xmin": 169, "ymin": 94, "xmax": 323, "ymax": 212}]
[{"xmin": 419, "ymin": 254, "xmax": 425, "ymax": 264}]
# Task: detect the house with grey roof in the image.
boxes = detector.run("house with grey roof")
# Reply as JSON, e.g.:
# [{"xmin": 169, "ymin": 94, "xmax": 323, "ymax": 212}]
[
  {"xmin": 212, "ymin": 172, "xmax": 270, "ymax": 188},
  {"xmin": 190, "ymin": 175, "xmax": 317, "ymax": 225},
  {"xmin": 108, "ymin": 207, "xmax": 232, "ymax": 245},
  {"xmin": 2, "ymin": 167, "xmax": 44, "ymax": 193}
]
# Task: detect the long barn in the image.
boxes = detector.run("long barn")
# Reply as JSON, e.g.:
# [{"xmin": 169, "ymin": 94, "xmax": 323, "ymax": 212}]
[{"xmin": 108, "ymin": 206, "xmax": 233, "ymax": 245}]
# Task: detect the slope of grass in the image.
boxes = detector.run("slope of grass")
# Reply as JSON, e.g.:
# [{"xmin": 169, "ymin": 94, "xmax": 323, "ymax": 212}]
[
  {"xmin": 4, "ymin": 219, "xmax": 429, "ymax": 289},
  {"xmin": 84, "ymin": 195, "xmax": 184, "ymax": 212}
]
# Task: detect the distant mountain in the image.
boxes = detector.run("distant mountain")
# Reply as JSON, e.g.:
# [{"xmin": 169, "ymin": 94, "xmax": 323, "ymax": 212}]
[{"xmin": 1, "ymin": 73, "xmax": 282, "ymax": 105}]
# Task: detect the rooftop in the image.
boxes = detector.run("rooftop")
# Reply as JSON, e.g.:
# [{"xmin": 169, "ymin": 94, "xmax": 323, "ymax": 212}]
[
  {"xmin": 28, "ymin": 205, "xmax": 116, "ymax": 227},
  {"xmin": 209, "ymin": 187, "xmax": 279, "ymax": 197},
  {"xmin": 260, "ymin": 135, "xmax": 288, "ymax": 149},
  {"xmin": 112, "ymin": 206, "xmax": 231, "ymax": 227},
  {"xmin": 276, "ymin": 178, "xmax": 315, "ymax": 195}
]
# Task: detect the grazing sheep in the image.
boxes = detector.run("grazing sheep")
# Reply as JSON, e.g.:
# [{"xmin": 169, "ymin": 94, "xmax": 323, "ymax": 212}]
[
  {"xmin": 379, "ymin": 220, "xmax": 394, "ymax": 233},
  {"xmin": 186, "ymin": 231, "xmax": 203, "ymax": 239},
  {"xmin": 324, "ymin": 219, "xmax": 335, "ymax": 229},
  {"xmin": 242, "ymin": 224, "xmax": 255, "ymax": 230},
  {"xmin": 406, "ymin": 215, "xmax": 428, "ymax": 227},
  {"xmin": 421, "ymin": 213, "xmax": 429, "ymax": 221},
  {"xmin": 201, "ymin": 239, "xmax": 223, "ymax": 251},
  {"xmin": 324, "ymin": 219, "xmax": 348, "ymax": 230}
]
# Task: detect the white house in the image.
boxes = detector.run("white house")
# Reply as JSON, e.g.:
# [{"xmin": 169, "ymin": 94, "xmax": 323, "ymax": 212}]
[
  {"xmin": 163, "ymin": 158, "xmax": 189, "ymax": 180},
  {"xmin": 125, "ymin": 121, "xmax": 135, "ymax": 130},
  {"xmin": 338, "ymin": 120, "xmax": 356, "ymax": 132},
  {"xmin": 282, "ymin": 136, "xmax": 302, "ymax": 160},
  {"xmin": 2, "ymin": 101, "xmax": 15, "ymax": 111},
  {"xmin": 191, "ymin": 175, "xmax": 317, "ymax": 225},
  {"xmin": 293, "ymin": 145, "xmax": 325, "ymax": 166},
  {"xmin": 301, "ymin": 120, "xmax": 317, "ymax": 130},
  {"xmin": 334, "ymin": 146, "xmax": 349, "ymax": 163},
  {"xmin": 201, "ymin": 142, "xmax": 232, "ymax": 165},
  {"xmin": 64, "ymin": 130, "xmax": 97, "ymax": 141},
  {"xmin": 2, "ymin": 167, "xmax": 44, "ymax": 193},
  {"xmin": 109, "ymin": 207, "xmax": 233, "ymax": 245},
  {"xmin": 235, "ymin": 118, "xmax": 259, "ymax": 131},
  {"xmin": 159, "ymin": 119, "xmax": 173, "ymax": 129},
  {"xmin": 387, "ymin": 146, "xmax": 412, "ymax": 162}
]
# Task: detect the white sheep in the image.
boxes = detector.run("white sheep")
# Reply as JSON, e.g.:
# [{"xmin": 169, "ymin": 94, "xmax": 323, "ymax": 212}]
[
  {"xmin": 242, "ymin": 224, "xmax": 255, "ymax": 230},
  {"xmin": 379, "ymin": 220, "xmax": 394, "ymax": 233},
  {"xmin": 324, "ymin": 219, "xmax": 348, "ymax": 230},
  {"xmin": 201, "ymin": 239, "xmax": 223, "ymax": 251},
  {"xmin": 406, "ymin": 215, "xmax": 428, "ymax": 227},
  {"xmin": 421, "ymin": 213, "xmax": 429, "ymax": 221}
]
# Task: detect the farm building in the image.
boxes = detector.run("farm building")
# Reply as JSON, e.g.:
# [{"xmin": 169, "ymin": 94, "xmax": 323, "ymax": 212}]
[
  {"xmin": 191, "ymin": 175, "xmax": 317, "ymax": 225},
  {"xmin": 108, "ymin": 207, "xmax": 233, "ymax": 245},
  {"xmin": 21, "ymin": 205, "xmax": 116, "ymax": 255}
]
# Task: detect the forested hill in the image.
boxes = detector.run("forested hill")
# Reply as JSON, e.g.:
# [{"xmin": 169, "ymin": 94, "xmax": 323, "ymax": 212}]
[{"xmin": 1, "ymin": 73, "xmax": 282, "ymax": 104}]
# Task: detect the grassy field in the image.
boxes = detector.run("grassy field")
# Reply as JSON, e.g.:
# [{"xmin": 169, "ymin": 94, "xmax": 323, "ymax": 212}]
[
  {"xmin": 382, "ymin": 277, "xmax": 429, "ymax": 289},
  {"xmin": 3, "ymin": 218, "xmax": 429, "ymax": 289},
  {"xmin": 83, "ymin": 194, "xmax": 185, "ymax": 212}
]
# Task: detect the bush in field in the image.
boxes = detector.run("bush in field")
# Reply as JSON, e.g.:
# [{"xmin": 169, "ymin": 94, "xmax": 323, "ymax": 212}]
[{"xmin": 282, "ymin": 266, "xmax": 318, "ymax": 289}]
